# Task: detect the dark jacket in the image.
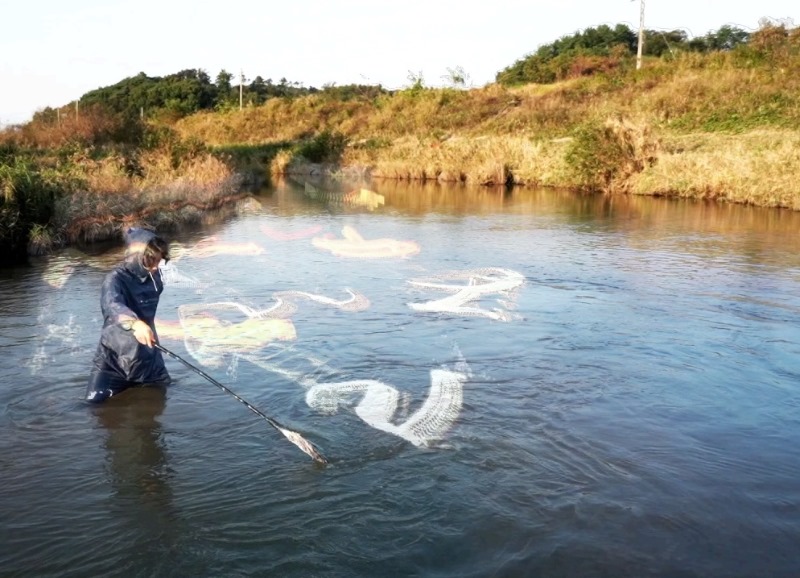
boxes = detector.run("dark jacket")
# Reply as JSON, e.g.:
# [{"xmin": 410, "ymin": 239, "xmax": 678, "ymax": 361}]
[{"xmin": 86, "ymin": 228, "xmax": 170, "ymax": 401}]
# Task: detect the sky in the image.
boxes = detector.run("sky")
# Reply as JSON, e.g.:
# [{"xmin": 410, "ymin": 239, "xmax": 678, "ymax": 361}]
[{"xmin": 1, "ymin": 0, "xmax": 796, "ymax": 125}]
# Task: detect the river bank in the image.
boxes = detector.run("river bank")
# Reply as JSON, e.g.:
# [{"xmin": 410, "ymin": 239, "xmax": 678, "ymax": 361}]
[
  {"xmin": 180, "ymin": 54, "xmax": 800, "ymax": 211},
  {"xmin": 3, "ymin": 24, "xmax": 799, "ymax": 262},
  {"xmin": 261, "ymin": 123, "xmax": 800, "ymax": 212}
]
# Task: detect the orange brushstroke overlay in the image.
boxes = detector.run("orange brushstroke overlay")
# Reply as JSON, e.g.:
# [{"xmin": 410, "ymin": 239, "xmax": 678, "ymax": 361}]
[
  {"xmin": 156, "ymin": 315, "xmax": 296, "ymax": 353},
  {"xmin": 311, "ymin": 225, "xmax": 420, "ymax": 259},
  {"xmin": 348, "ymin": 188, "xmax": 385, "ymax": 210}
]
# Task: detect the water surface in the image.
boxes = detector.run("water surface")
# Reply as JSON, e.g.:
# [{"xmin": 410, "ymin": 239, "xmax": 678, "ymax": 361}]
[{"xmin": 2, "ymin": 179, "xmax": 799, "ymax": 577}]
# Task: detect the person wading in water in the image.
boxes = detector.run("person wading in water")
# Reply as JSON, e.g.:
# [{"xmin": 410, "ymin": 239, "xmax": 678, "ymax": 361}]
[{"xmin": 85, "ymin": 227, "xmax": 172, "ymax": 403}]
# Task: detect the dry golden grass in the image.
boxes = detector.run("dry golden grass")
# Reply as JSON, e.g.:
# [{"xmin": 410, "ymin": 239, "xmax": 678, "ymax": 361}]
[
  {"xmin": 175, "ymin": 96, "xmax": 372, "ymax": 145},
  {"xmin": 52, "ymin": 147, "xmax": 242, "ymax": 243},
  {"xmin": 67, "ymin": 151, "xmax": 132, "ymax": 194},
  {"xmin": 14, "ymin": 110, "xmax": 120, "ymax": 148},
  {"xmin": 631, "ymin": 130, "xmax": 800, "ymax": 210},
  {"xmin": 173, "ymin": 58, "xmax": 800, "ymax": 142},
  {"xmin": 341, "ymin": 135, "xmax": 572, "ymax": 187}
]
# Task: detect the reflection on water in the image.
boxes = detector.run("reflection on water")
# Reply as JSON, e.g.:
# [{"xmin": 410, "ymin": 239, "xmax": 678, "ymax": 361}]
[
  {"xmin": 94, "ymin": 386, "xmax": 172, "ymax": 507},
  {"xmin": 303, "ymin": 181, "xmax": 385, "ymax": 211},
  {"xmin": 3, "ymin": 179, "xmax": 800, "ymax": 577},
  {"xmin": 270, "ymin": 176, "xmax": 800, "ymax": 266},
  {"xmin": 89, "ymin": 386, "xmax": 192, "ymax": 577}
]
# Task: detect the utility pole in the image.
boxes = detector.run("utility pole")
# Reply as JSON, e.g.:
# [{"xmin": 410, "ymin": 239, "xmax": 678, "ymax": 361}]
[
  {"xmin": 240, "ymin": 70, "xmax": 244, "ymax": 111},
  {"xmin": 636, "ymin": 0, "xmax": 646, "ymax": 70},
  {"xmin": 75, "ymin": 99, "xmax": 79, "ymax": 120}
]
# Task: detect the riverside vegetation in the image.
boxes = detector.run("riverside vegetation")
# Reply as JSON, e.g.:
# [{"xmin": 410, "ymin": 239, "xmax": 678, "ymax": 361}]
[{"xmin": 1, "ymin": 20, "xmax": 798, "ymax": 264}]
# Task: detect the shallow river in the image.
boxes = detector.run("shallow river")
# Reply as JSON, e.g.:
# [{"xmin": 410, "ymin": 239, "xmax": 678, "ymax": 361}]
[{"xmin": 2, "ymin": 179, "xmax": 799, "ymax": 577}]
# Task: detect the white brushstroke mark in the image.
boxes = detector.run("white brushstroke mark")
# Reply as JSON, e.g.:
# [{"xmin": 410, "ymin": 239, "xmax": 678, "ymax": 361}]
[
  {"xmin": 28, "ymin": 314, "xmax": 85, "ymax": 375},
  {"xmin": 312, "ymin": 225, "xmax": 420, "ymax": 259},
  {"xmin": 272, "ymin": 288, "xmax": 371, "ymax": 312},
  {"xmin": 245, "ymin": 347, "xmax": 469, "ymax": 448},
  {"xmin": 407, "ymin": 267, "xmax": 525, "ymax": 321},
  {"xmin": 305, "ymin": 368, "xmax": 466, "ymax": 447},
  {"xmin": 160, "ymin": 263, "xmax": 207, "ymax": 291}
]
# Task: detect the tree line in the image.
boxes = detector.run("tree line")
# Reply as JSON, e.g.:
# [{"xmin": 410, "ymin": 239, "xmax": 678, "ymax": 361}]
[
  {"xmin": 495, "ymin": 23, "xmax": 752, "ymax": 85},
  {"xmin": 29, "ymin": 22, "xmax": 783, "ymax": 123},
  {"xmin": 32, "ymin": 69, "xmax": 388, "ymax": 124}
]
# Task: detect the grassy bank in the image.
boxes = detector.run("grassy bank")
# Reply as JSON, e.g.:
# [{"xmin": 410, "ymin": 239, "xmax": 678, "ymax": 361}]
[
  {"xmin": 172, "ymin": 31, "xmax": 800, "ymax": 210},
  {"xmin": 0, "ymin": 118, "xmax": 242, "ymax": 261}
]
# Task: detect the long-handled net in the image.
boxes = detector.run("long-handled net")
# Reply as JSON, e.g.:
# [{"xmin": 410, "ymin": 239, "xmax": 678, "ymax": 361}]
[{"xmin": 155, "ymin": 344, "xmax": 328, "ymax": 465}]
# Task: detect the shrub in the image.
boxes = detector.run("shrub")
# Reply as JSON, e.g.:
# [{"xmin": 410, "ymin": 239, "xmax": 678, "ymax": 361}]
[
  {"xmin": 0, "ymin": 157, "xmax": 67, "ymax": 262},
  {"xmin": 295, "ymin": 130, "xmax": 349, "ymax": 163},
  {"xmin": 565, "ymin": 117, "xmax": 660, "ymax": 192}
]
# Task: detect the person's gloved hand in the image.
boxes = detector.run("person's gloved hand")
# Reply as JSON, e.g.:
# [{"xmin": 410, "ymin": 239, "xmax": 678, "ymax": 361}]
[{"xmin": 131, "ymin": 320, "xmax": 156, "ymax": 348}]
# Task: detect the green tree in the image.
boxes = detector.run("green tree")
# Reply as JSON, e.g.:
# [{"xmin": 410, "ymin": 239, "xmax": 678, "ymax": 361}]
[
  {"xmin": 496, "ymin": 24, "xmax": 637, "ymax": 85},
  {"xmin": 707, "ymin": 25, "xmax": 750, "ymax": 51},
  {"xmin": 249, "ymin": 75, "xmax": 268, "ymax": 105},
  {"xmin": 643, "ymin": 29, "xmax": 687, "ymax": 57}
]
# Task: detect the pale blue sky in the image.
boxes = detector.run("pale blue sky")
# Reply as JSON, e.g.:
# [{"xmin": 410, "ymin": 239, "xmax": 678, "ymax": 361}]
[{"xmin": 1, "ymin": 0, "xmax": 796, "ymax": 125}]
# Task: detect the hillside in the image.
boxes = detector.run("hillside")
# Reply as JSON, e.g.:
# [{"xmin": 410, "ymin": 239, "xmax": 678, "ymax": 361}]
[
  {"xmin": 173, "ymin": 22, "xmax": 800, "ymax": 208},
  {"xmin": 1, "ymin": 21, "xmax": 799, "ymax": 263}
]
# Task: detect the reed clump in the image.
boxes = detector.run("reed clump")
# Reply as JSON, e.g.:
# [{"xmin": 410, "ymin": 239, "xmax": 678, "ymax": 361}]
[
  {"xmin": 1, "ymin": 117, "xmax": 241, "ymax": 253},
  {"xmin": 565, "ymin": 117, "xmax": 661, "ymax": 193},
  {"xmin": 53, "ymin": 145, "xmax": 242, "ymax": 244},
  {"xmin": 630, "ymin": 130, "xmax": 800, "ymax": 210}
]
